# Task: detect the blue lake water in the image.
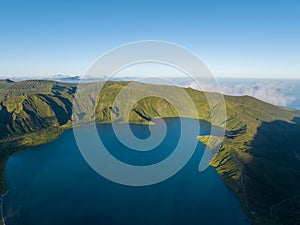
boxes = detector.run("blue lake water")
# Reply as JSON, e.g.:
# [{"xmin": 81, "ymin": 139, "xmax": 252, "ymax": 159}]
[{"xmin": 3, "ymin": 118, "xmax": 249, "ymax": 225}]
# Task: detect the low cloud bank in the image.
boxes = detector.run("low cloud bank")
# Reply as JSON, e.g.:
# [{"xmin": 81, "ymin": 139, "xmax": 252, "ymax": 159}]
[
  {"xmin": 221, "ymin": 81, "xmax": 295, "ymax": 107},
  {"xmin": 179, "ymin": 79, "xmax": 296, "ymax": 107}
]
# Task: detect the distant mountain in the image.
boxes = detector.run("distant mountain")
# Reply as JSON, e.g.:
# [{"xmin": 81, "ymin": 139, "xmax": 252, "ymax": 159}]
[
  {"xmin": 47, "ymin": 74, "xmax": 81, "ymax": 82},
  {"xmin": 0, "ymin": 80, "xmax": 299, "ymax": 225}
]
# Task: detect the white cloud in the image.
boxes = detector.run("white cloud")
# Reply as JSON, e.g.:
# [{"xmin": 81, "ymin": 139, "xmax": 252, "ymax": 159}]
[
  {"xmin": 221, "ymin": 81, "xmax": 296, "ymax": 107},
  {"xmin": 177, "ymin": 78, "xmax": 296, "ymax": 107}
]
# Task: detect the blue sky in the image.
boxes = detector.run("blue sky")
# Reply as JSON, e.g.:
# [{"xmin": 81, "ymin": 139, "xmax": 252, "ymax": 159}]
[{"xmin": 0, "ymin": 0, "xmax": 300, "ymax": 78}]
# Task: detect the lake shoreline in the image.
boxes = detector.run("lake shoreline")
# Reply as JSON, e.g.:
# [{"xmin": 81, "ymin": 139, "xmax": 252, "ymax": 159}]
[
  {"xmin": 0, "ymin": 116, "xmax": 212, "ymax": 194},
  {"xmin": 0, "ymin": 191, "xmax": 8, "ymax": 225},
  {"xmin": 4, "ymin": 118, "xmax": 251, "ymax": 224},
  {"xmin": 0, "ymin": 118, "xmax": 252, "ymax": 224}
]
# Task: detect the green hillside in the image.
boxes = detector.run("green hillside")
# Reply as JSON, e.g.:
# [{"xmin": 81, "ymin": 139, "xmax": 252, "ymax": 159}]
[{"xmin": 0, "ymin": 79, "xmax": 300, "ymax": 225}]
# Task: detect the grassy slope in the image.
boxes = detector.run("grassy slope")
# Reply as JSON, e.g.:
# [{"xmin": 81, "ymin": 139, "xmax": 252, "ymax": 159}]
[
  {"xmin": 201, "ymin": 97, "xmax": 300, "ymax": 225},
  {"xmin": 0, "ymin": 80, "xmax": 299, "ymax": 225}
]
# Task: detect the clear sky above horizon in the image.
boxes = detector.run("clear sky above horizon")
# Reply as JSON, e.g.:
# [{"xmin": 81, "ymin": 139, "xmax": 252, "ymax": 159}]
[{"xmin": 0, "ymin": 0, "xmax": 300, "ymax": 79}]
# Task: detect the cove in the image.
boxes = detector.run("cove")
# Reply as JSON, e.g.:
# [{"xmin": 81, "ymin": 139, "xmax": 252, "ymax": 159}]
[{"xmin": 3, "ymin": 118, "xmax": 249, "ymax": 225}]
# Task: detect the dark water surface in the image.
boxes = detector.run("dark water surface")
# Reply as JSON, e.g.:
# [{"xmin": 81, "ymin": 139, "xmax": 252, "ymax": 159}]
[{"xmin": 3, "ymin": 118, "xmax": 249, "ymax": 225}]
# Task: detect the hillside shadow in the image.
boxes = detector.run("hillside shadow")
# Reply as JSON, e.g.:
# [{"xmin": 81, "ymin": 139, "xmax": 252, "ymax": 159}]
[{"xmin": 242, "ymin": 117, "xmax": 300, "ymax": 224}]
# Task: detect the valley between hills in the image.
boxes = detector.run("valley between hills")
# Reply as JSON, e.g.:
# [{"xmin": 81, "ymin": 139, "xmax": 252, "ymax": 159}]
[{"xmin": 0, "ymin": 79, "xmax": 300, "ymax": 225}]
